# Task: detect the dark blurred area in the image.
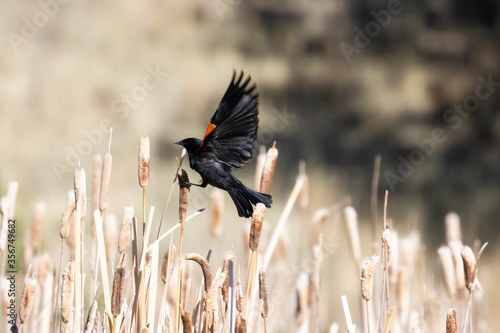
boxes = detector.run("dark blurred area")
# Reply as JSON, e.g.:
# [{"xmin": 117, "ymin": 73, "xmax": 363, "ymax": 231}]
[{"xmin": 1, "ymin": 0, "xmax": 499, "ymax": 249}]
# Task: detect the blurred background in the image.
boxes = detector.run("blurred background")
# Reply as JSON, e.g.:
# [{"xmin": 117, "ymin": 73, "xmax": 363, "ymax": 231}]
[{"xmin": 1, "ymin": 0, "xmax": 500, "ymax": 330}]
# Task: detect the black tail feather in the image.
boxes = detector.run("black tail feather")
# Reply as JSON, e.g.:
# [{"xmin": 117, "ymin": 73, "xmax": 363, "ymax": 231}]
[{"xmin": 228, "ymin": 185, "xmax": 272, "ymax": 218}]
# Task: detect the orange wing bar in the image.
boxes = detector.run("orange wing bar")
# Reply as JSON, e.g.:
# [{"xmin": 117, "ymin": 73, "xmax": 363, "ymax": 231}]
[{"xmin": 199, "ymin": 123, "xmax": 217, "ymax": 148}]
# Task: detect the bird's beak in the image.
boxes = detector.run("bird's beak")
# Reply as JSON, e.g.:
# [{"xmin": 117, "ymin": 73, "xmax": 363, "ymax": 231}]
[{"xmin": 175, "ymin": 141, "xmax": 182, "ymax": 146}]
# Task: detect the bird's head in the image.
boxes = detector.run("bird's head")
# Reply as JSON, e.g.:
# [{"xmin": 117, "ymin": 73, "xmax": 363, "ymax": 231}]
[{"xmin": 175, "ymin": 138, "xmax": 202, "ymax": 154}]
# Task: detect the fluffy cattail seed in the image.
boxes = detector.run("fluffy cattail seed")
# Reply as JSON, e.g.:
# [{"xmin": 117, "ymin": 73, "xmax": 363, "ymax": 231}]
[
  {"xmin": 161, "ymin": 244, "xmax": 176, "ymax": 284},
  {"xmin": 446, "ymin": 305, "xmax": 457, "ymax": 333},
  {"xmin": 111, "ymin": 263, "xmax": 127, "ymax": 317},
  {"xmin": 118, "ymin": 205, "xmax": 134, "ymax": 253},
  {"xmin": 185, "ymin": 253, "xmax": 212, "ymax": 292},
  {"xmin": 178, "ymin": 169, "xmax": 190, "ymax": 223},
  {"xmin": 74, "ymin": 164, "xmax": 87, "ymax": 218},
  {"xmin": 361, "ymin": 254, "xmax": 380, "ymax": 301},
  {"xmin": 99, "ymin": 152, "xmax": 112, "ymax": 212},
  {"xmin": 249, "ymin": 203, "xmax": 266, "ymax": 251},
  {"xmin": 259, "ymin": 268, "xmax": 268, "ymax": 318},
  {"xmin": 343, "ymin": 206, "xmax": 361, "ymax": 264},
  {"xmin": 61, "ymin": 260, "xmax": 75, "ymax": 324},
  {"xmin": 139, "ymin": 133, "xmax": 150, "ymax": 188},
  {"xmin": 19, "ymin": 278, "xmax": 36, "ymax": 324},
  {"xmin": 260, "ymin": 142, "xmax": 278, "ymax": 195}
]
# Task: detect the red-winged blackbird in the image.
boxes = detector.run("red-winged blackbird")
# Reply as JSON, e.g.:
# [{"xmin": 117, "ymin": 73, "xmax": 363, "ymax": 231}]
[{"xmin": 176, "ymin": 71, "xmax": 272, "ymax": 218}]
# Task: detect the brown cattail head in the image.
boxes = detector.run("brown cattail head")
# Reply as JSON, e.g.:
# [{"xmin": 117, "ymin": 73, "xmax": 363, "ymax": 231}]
[
  {"xmin": 111, "ymin": 262, "xmax": 127, "ymax": 317},
  {"xmin": 361, "ymin": 254, "xmax": 380, "ymax": 301},
  {"xmin": 92, "ymin": 154, "xmax": 102, "ymax": 225},
  {"xmin": 254, "ymin": 145, "xmax": 267, "ymax": 190},
  {"xmin": 60, "ymin": 191, "xmax": 75, "ymax": 239},
  {"xmin": 249, "ymin": 203, "xmax": 266, "ymax": 251},
  {"xmin": 343, "ymin": 206, "xmax": 361, "ymax": 264},
  {"xmin": 236, "ymin": 279, "xmax": 243, "ymax": 313},
  {"xmin": 84, "ymin": 299, "xmax": 98, "ymax": 333},
  {"xmin": 185, "ymin": 253, "xmax": 212, "ymax": 292},
  {"xmin": 461, "ymin": 245, "xmax": 479, "ymax": 292},
  {"xmin": 438, "ymin": 246, "xmax": 456, "ymax": 299},
  {"xmin": 30, "ymin": 201, "xmax": 46, "ymax": 249},
  {"xmin": 259, "ymin": 268, "xmax": 269, "ymax": 318},
  {"xmin": 445, "ymin": 212, "xmax": 461, "ymax": 243},
  {"xmin": 178, "ymin": 169, "xmax": 190, "ymax": 223},
  {"xmin": 139, "ymin": 133, "xmax": 150, "ymax": 188},
  {"xmin": 74, "ymin": 164, "xmax": 87, "ymax": 218},
  {"xmin": 260, "ymin": 142, "xmax": 278, "ymax": 195},
  {"xmin": 118, "ymin": 205, "xmax": 134, "ymax": 253},
  {"xmin": 19, "ymin": 277, "xmax": 36, "ymax": 324},
  {"xmin": 446, "ymin": 305, "xmax": 457, "ymax": 333},
  {"xmin": 99, "ymin": 152, "xmax": 112, "ymax": 212},
  {"xmin": 181, "ymin": 310, "xmax": 193, "ymax": 333},
  {"xmin": 161, "ymin": 244, "xmax": 176, "ymax": 284},
  {"xmin": 222, "ymin": 255, "xmax": 233, "ymax": 303},
  {"xmin": 61, "ymin": 260, "xmax": 75, "ymax": 324},
  {"xmin": 209, "ymin": 189, "xmax": 224, "ymax": 238},
  {"xmin": 235, "ymin": 314, "xmax": 247, "ymax": 333}
]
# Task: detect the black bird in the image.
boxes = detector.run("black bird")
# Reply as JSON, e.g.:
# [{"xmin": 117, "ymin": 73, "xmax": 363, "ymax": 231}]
[{"xmin": 176, "ymin": 71, "xmax": 272, "ymax": 218}]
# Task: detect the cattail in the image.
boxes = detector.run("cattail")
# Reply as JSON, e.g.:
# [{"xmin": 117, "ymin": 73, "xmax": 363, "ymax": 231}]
[
  {"xmin": 181, "ymin": 310, "xmax": 193, "ymax": 333},
  {"xmin": 236, "ymin": 279, "xmax": 243, "ymax": 313},
  {"xmin": 111, "ymin": 263, "xmax": 127, "ymax": 317},
  {"xmin": 445, "ymin": 212, "xmax": 461, "ymax": 243},
  {"xmin": 60, "ymin": 191, "xmax": 75, "ymax": 239},
  {"xmin": 438, "ymin": 246, "xmax": 456, "ymax": 299},
  {"xmin": 139, "ymin": 133, "xmax": 150, "ymax": 188},
  {"xmin": 297, "ymin": 160, "xmax": 309, "ymax": 210},
  {"xmin": 249, "ymin": 203, "xmax": 266, "ymax": 251},
  {"xmin": 361, "ymin": 254, "xmax": 379, "ymax": 301},
  {"xmin": 30, "ymin": 201, "xmax": 46, "ymax": 249},
  {"xmin": 461, "ymin": 246, "xmax": 478, "ymax": 291},
  {"xmin": 7, "ymin": 181, "xmax": 18, "ymax": 218},
  {"xmin": 259, "ymin": 268, "xmax": 268, "ymax": 319},
  {"xmin": 92, "ymin": 154, "xmax": 102, "ymax": 215},
  {"xmin": 222, "ymin": 255, "xmax": 233, "ymax": 304},
  {"xmin": 61, "ymin": 260, "xmax": 75, "ymax": 325},
  {"xmin": 140, "ymin": 324, "xmax": 151, "ymax": 333},
  {"xmin": 74, "ymin": 164, "xmax": 87, "ymax": 217},
  {"xmin": 448, "ymin": 241, "xmax": 466, "ymax": 296},
  {"xmin": 178, "ymin": 169, "xmax": 190, "ymax": 223},
  {"xmin": 254, "ymin": 145, "xmax": 266, "ymax": 190},
  {"xmin": 311, "ymin": 207, "xmax": 330, "ymax": 245},
  {"xmin": 103, "ymin": 214, "xmax": 118, "ymax": 262},
  {"xmin": 161, "ymin": 244, "xmax": 176, "ymax": 284},
  {"xmin": 118, "ymin": 205, "xmax": 134, "ymax": 253},
  {"xmin": 185, "ymin": 253, "xmax": 212, "ymax": 292},
  {"xmin": 84, "ymin": 299, "xmax": 98, "ymax": 333},
  {"xmin": 260, "ymin": 142, "xmax": 278, "ymax": 195},
  {"xmin": 19, "ymin": 278, "xmax": 36, "ymax": 325},
  {"xmin": 209, "ymin": 189, "xmax": 224, "ymax": 238},
  {"xmin": 99, "ymin": 152, "xmax": 112, "ymax": 212},
  {"xmin": 163, "ymin": 311, "xmax": 173, "ymax": 333},
  {"xmin": 343, "ymin": 206, "xmax": 361, "ymax": 264},
  {"xmin": 446, "ymin": 305, "xmax": 457, "ymax": 333},
  {"xmin": 381, "ymin": 228, "xmax": 391, "ymax": 265},
  {"xmin": 206, "ymin": 267, "xmax": 227, "ymax": 328},
  {"xmin": 235, "ymin": 314, "xmax": 247, "ymax": 333}
]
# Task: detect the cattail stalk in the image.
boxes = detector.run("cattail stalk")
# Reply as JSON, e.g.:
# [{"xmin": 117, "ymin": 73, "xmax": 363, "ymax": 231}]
[
  {"xmin": 99, "ymin": 152, "xmax": 112, "ymax": 213},
  {"xmin": 259, "ymin": 142, "xmax": 278, "ymax": 195},
  {"xmin": 74, "ymin": 164, "xmax": 86, "ymax": 333}
]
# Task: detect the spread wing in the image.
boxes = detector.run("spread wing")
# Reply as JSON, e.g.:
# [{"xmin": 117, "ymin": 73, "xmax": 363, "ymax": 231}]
[{"xmin": 198, "ymin": 71, "xmax": 259, "ymax": 168}]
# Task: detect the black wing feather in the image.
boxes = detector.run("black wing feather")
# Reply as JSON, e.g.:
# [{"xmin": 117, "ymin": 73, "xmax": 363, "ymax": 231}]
[{"xmin": 199, "ymin": 71, "xmax": 259, "ymax": 168}]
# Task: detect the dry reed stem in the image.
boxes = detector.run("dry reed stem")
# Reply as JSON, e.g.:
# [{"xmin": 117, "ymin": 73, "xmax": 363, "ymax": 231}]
[
  {"xmin": 254, "ymin": 145, "xmax": 266, "ymax": 190},
  {"xmin": 370, "ymin": 155, "xmax": 381, "ymax": 248},
  {"xmin": 118, "ymin": 205, "xmax": 134, "ymax": 253},
  {"xmin": 73, "ymin": 199, "xmax": 83, "ymax": 332},
  {"xmin": 93, "ymin": 210, "xmax": 112, "ymax": 315},
  {"xmin": 139, "ymin": 133, "xmax": 150, "ymax": 188},
  {"xmin": 343, "ymin": 206, "xmax": 361, "ymax": 265},
  {"xmin": 99, "ymin": 152, "xmax": 113, "ymax": 212},
  {"xmin": 382, "ymin": 307, "xmax": 396, "ymax": 333},
  {"xmin": 92, "ymin": 154, "xmax": 102, "ymax": 217},
  {"xmin": 111, "ymin": 262, "xmax": 127, "ymax": 317},
  {"xmin": 259, "ymin": 142, "xmax": 278, "ymax": 195},
  {"xmin": 185, "ymin": 253, "xmax": 212, "ymax": 293},
  {"xmin": 235, "ymin": 314, "xmax": 246, "ymax": 333},
  {"xmin": 438, "ymin": 246, "xmax": 456, "ymax": 299},
  {"xmin": 446, "ymin": 305, "xmax": 457, "ymax": 333},
  {"xmin": 19, "ymin": 277, "xmax": 36, "ymax": 325},
  {"xmin": 209, "ymin": 189, "xmax": 224, "ymax": 239},
  {"xmin": 249, "ymin": 203, "xmax": 266, "ymax": 251},
  {"xmin": 181, "ymin": 310, "xmax": 193, "ymax": 333},
  {"xmin": 445, "ymin": 212, "xmax": 461, "ymax": 243},
  {"xmin": 258, "ymin": 268, "xmax": 268, "ymax": 319}
]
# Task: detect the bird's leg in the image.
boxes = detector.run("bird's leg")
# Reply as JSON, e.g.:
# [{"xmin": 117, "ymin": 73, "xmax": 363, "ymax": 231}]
[{"xmin": 180, "ymin": 178, "xmax": 208, "ymax": 188}]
